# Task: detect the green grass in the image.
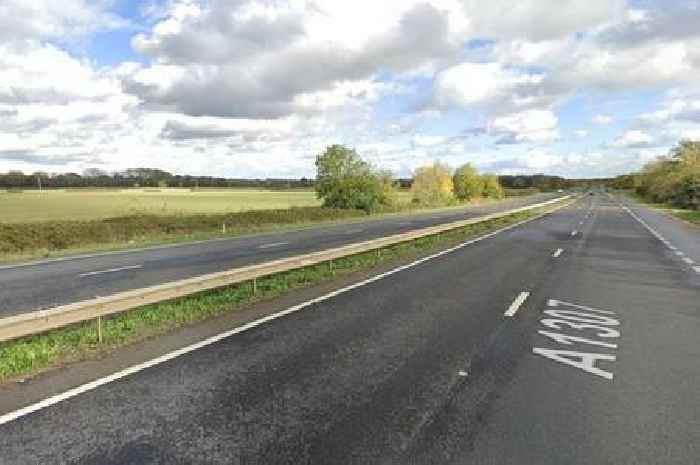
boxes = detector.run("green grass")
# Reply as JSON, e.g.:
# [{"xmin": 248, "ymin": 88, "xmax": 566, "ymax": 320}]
[
  {"xmin": 0, "ymin": 205, "xmax": 556, "ymax": 383},
  {"xmin": 623, "ymin": 191, "xmax": 700, "ymax": 226},
  {"xmin": 0, "ymin": 188, "xmax": 323, "ymax": 223}
]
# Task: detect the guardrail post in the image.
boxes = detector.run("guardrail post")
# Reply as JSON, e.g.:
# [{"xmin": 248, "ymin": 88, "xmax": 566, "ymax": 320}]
[
  {"xmin": 222, "ymin": 223, "xmax": 227, "ymax": 234},
  {"xmin": 252, "ymin": 278, "xmax": 257, "ymax": 295},
  {"xmin": 329, "ymin": 260, "xmax": 334, "ymax": 275},
  {"xmin": 97, "ymin": 316, "xmax": 103, "ymax": 343}
]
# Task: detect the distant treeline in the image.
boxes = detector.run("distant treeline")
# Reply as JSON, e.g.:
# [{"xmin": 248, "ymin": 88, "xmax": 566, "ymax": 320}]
[
  {"xmin": 0, "ymin": 168, "xmax": 314, "ymax": 190},
  {"xmin": 0, "ymin": 167, "xmax": 605, "ymax": 191}
]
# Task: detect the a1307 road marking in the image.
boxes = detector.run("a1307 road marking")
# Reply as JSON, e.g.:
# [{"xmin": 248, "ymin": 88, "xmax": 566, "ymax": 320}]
[{"xmin": 532, "ymin": 299, "xmax": 620, "ymax": 380}]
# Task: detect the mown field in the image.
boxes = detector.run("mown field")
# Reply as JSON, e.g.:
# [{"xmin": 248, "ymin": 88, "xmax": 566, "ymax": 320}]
[{"xmin": 0, "ymin": 189, "xmax": 325, "ymax": 223}]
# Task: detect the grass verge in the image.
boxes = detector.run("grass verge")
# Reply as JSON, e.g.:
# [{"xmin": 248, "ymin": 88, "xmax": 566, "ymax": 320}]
[
  {"xmin": 623, "ymin": 191, "xmax": 700, "ymax": 226},
  {"xmin": 0, "ymin": 203, "xmax": 561, "ymax": 384}
]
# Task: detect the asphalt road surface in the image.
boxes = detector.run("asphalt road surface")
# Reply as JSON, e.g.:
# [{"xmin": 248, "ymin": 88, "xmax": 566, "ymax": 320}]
[
  {"xmin": 0, "ymin": 193, "xmax": 558, "ymax": 317},
  {"xmin": 0, "ymin": 193, "xmax": 698, "ymax": 464}
]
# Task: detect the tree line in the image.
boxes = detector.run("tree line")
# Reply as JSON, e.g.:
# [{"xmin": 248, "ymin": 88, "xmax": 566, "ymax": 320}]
[
  {"xmin": 0, "ymin": 168, "xmax": 314, "ymax": 190},
  {"xmin": 609, "ymin": 139, "xmax": 699, "ymax": 209},
  {"xmin": 315, "ymin": 145, "xmax": 505, "ymax": 212}
]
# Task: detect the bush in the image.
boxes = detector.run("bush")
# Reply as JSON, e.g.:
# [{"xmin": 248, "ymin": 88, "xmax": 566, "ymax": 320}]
[
  {"xmin": 453, "ymin": 163, "xmax": 485, "ymax": 201},
  {"xmin": 314, "ymin": 145, "xmax": 390, "ymax": 212},
  {"xmin": 636, "ymin": 140, "xmax": 700, "ymax": 209},
  {"xmin": 483, "ymin": 174, "xmax": 505, "ymax": 199},
  {"xmin": 411, "ymin": 162, "xmax": 454, "ymax": 206}
]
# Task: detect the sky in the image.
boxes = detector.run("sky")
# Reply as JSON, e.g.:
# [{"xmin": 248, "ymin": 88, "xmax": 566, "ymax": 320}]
[{"xmin": 2, "ymin": 0, "xmax": 700, "ymax": 179}]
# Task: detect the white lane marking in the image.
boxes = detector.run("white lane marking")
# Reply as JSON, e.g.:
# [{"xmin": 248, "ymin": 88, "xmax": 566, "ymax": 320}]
[
  {"xmin": 504, "ymin": 291, "xmax": 530, "ymax": 317},
  {"xmin": 78, "ymin": 265, "xmax": 142, "ymax": 278},
  {"xmin": 0, "ymin": 206, "xmax": 568, "ymax": 426},
  {"xmin": 552, "ymin": 248, "xmax": 564, "ymax": 258},
  {"xmin": 458, "ymin": 370, "xmax": 468, "ymax": 377},
  {"xmin": 571, "ymin": 230, "xmax": 578, "ymax": 236},
  {"xmin": 620, "ymin": 203, "xmax": 699, "ymax": 273},
  {"xmin": 257, "ymin": 242, "xmax": 289, "ymax": 249}
]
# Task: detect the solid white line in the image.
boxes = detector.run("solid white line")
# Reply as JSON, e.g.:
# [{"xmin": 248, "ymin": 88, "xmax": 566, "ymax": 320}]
[
  {"xmin": 0, "ymin": 205, "xmax": 567, "ymax": 426},
  {"xmin": 552, "ymin": 248, "xmax": 564, "ymax": 258},
  {"xmin": 78, "ymin": 265, "xmax": 142, "ymax": 277},
  {"xmin": 504, "ymin": 291, "xmax": 530, "ymax": 317},
  {"xmin": 257, "ymin": 242, "xmax": 289, "ymax": 249}
]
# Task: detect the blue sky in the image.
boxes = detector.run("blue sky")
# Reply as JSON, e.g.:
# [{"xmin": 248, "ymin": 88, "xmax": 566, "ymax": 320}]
[{"xmin": 1, "ymin": 0, "xmax": 699, "ymax": 178}]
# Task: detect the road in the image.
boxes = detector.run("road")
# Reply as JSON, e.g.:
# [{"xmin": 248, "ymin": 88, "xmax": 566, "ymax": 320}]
[
  {"xmin": 0, "ymin": 193, "xmax": 558, "ymax": 317},
  {"xmin": 0, "ymin": 194, "xmax": 698, "ymax": 464}
]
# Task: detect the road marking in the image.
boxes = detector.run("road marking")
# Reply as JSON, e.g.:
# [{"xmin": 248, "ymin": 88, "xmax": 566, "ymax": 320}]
[
  {"xmin": 505, "ymin": 291, "xmax": 530, "ymax": 317},
  {"xmin": 533, "ymin": 299, "xmax": 619, "ymax": 380},
  {"xmin": 78, "ymin": 265, "xmax": 142, "ymax": 277},
  {"xmin": 258, "ymin": 242, "xmax": 289, "ymax": 249},
  {"xmin": 0, "ymin": 207, "xmax": 566, "ymax": 426},
  {"xmin": 620, "ymin": 203, "xmax": 699, "ymax": 273},
  {"xmin": 571, "ymin": 230, "xmax": 578, "ymax": 236},
  {"xmin": 552, "ymin": 248, "xmax": 564, "ymax": 258},
  {"xmin": 458, "ymin": 370, "xmax": 468, "ymax": 377}
]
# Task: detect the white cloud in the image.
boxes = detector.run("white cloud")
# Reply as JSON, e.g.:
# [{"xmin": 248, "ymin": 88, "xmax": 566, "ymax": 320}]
[
  {"xmin": 611, "ymin": 129, "xmax": 655, "ymax": 148},
  {"xmin": 433, "ymin": 62, "xmax": 545, "ymax": 110},
  {"xmin": 490, "ymin": 109, "xmax": 559, "ymax": 144},
  {"xmin": 575, "ymin": 129, "xmax": 589, "ymax": 138},
  {"xmin": 592, "ymin": 114, "xmax": 613, "ymax": 125},
  {"xmin": 0, "ymin": 0, "xmax": 126, "ymax": 43}
]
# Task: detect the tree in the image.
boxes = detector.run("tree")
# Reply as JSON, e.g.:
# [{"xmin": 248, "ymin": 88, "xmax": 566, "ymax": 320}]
[
  {"xmin": 482, "ymin": 174, "xmax": 505, "ymax": 199},
  {"xmin": 315, "ymin": 145, "xmax": 386, "ymax": 212},
  {"xmin": 453, "ymin": 163, "xmax": 485, "ymax": 201},
  {"xmin": 636, "ymin": 139, "xmax": 700, "ymax": 209},
  {"xmin": 411, "ymin": 161, "xmax": 454, "ymax": 205}
]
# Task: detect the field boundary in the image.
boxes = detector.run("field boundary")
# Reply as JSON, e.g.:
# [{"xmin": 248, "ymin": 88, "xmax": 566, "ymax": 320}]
[{"xmin": 0, "ymin": 196, "xmax": 572, "ymax": 343}]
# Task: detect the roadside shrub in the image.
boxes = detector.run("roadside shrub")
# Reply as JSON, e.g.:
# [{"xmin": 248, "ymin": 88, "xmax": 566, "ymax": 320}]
[
  {"xmin": 315, "ymin": 145, "xmax": 390, "ymax": 212},
  {"xmin": 636, "ymin": 139, "xmax": 700, "ymax": 209},
  {"xmin": 0, "ymin": 207, "xmax": 366, "ymax": 255},
  {"xmin": 453, "ymin": 163, "xmax": 485, "ymax": 201},
  {"xmin": 411, "ymin": 161, "xmax": 454, "ymax": 206},
  {"xmin": 483, "ymin": 174, "xmax": 505, "ymax": 199}
]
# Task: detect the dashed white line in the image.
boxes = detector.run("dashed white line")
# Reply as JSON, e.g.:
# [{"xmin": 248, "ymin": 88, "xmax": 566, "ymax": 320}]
[
  {"xmin": 552, "ymin": 248, "xmax": 564, "ymax": 258},
  {"xmin": 571, "ymin": 230, "xmax": 578, "ymax": 237},
  {"xmin": 504, "ymin": 291, "xmax": 530, "ymax": 317},
  {"xmin": 79, "ymin": 265, "xmax": 142, "ymax": 277},
  {"xmin": 258, "ymin": 242, "xmax": 289, "ymax": 249},
  {"xmin": 693, "ymin": 266, "xmax": 700, "ymax": 274},
  {"xmin": 682, "ymin": 257, "xmax": 695, "ymax": 265}
]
